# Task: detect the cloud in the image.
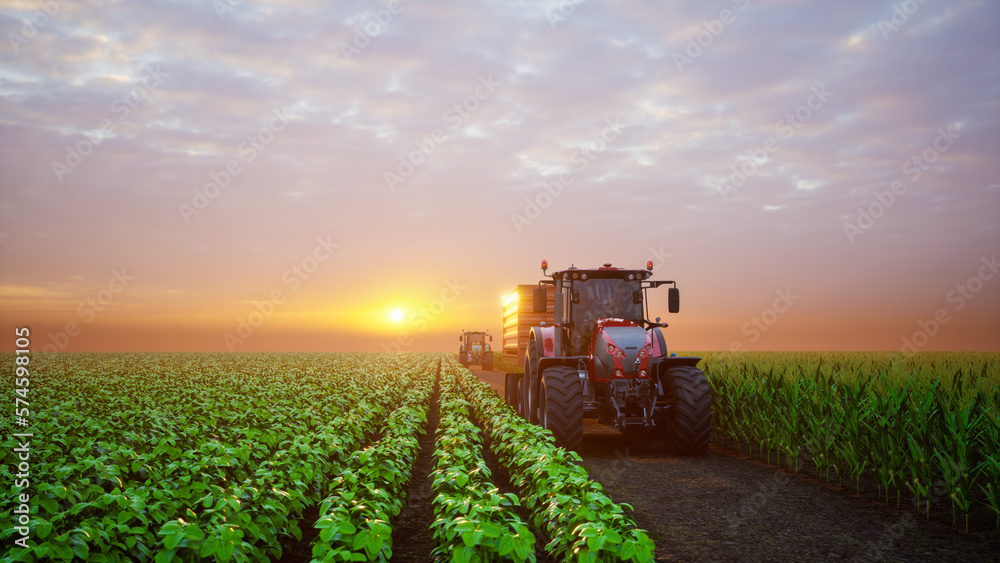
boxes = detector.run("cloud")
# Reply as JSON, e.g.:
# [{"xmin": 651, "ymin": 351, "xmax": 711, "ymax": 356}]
[{"xmin": 0, "ymin": 0, "xmax": 997, "ymax": 351}]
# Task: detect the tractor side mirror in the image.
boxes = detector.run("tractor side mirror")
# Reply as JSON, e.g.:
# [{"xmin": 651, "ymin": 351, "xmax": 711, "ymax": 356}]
[
  {"xmin": 668, "ymin": 287, "xmax": 680, "ymax": 313},
  {"xmin": 489, "ymin": 334, "xmax": 493, "ymax": 341},
  {"xmin": 532, "ymin": 287, "xmax": 546, "ymax": 313},
  {"xmin": 632, "ymin": 290, "xmax": 643, "ymax": 305},
  {"xmin": 459, "ymin": 335, "xmax": 463, "ymax": 341}
]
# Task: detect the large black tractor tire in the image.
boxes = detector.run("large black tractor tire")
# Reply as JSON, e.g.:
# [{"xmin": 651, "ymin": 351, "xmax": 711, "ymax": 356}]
[
  {"xmin": 666, "ymin": 366, "xmax": 712, "ymax": 455},
  {"xmin": 540, "ymin": 366, "xmax": 584, "ymax": 450},
  {"xmin": 483, "ymin": 353, "xmax": 494, "ymax": 371},
  {"xmin": 521, "ymin": 342, "xmax": 539, "ymax": 423},
  {"xmin": 459, "ymin": 351, "xmax": 469, "ymax": 368}
]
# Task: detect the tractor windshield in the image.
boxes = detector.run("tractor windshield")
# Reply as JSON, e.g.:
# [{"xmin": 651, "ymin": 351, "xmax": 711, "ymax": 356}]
[
  {"xmin": 568, "ymin": 277, "xmax": 643, "ymax": 353},
  {"xmin": 467, "ymin": 333, "xmax": 484, "ymax": 345}
]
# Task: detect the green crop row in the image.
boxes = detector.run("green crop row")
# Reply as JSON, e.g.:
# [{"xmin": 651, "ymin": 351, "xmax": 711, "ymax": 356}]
[
  {"xmin": 451, "ymin": 358, "xmax": 655, "ymax": 563},
  {"xmin": 0, "ymin": 353, "xmax": 436, "ymax": 562},
  {"xmin": 310, "ymin": 358, "xmax": 435, "ymax": 561},
  {"xmin": 701, "ymin": 351, "xmax": 1000, "ymax": 534},
  {"xmin": 430, "ymin": 364, "xmax": 536, "ymax": 563}
]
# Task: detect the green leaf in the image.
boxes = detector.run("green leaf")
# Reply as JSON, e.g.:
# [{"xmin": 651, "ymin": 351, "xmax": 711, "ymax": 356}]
[
  {"xmin": 498, "ymin": 534, "xmax": 516, "ymax": 556},
  {"xmin": 185, "ymin": 524, "xmax": 205, "ymax": 541}
]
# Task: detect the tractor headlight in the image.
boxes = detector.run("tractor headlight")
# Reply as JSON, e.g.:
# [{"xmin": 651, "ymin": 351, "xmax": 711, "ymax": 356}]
[{"xmin": 638, "ymin": 343, "xmax": 651, "ymax": 358}]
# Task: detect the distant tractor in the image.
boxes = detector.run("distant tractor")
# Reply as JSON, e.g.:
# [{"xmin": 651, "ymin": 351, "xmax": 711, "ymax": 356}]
[
  {"xmin": 504, "ymin": 260, "xmax": 712, "ymax": 454},
  {"xmin": 459, "ymin": 330, "xmax": 494, "ymax": 370}
]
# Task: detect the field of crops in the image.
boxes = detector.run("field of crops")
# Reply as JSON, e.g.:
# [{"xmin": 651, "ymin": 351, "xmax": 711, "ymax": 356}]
[
  {"xmin": 701, "ymin": 351, "xmax": 1000, "ymax": 535},
  {"xmin": 1, "ymin": 352, "xmax": 653, "ymax": 562},
  {"xmin": 4, "ymin": 350, "xmax": 997, "ymax": 562}
]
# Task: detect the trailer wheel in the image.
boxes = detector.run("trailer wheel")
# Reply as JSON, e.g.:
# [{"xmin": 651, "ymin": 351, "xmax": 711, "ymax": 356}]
[
  {"xmin": 540, "ymin": 366, "xmax": 583, "ymax": 450},
  {"xmin": 521, "ymin": 342, "xmax": 539, "ymax": 423},
  {"xmin": 665, "ymin": 366, "xmax": 712, "ymax": 455},
  {"xmin": 504, "ymin": 373, "xmax": 521, "ymax": 407}
]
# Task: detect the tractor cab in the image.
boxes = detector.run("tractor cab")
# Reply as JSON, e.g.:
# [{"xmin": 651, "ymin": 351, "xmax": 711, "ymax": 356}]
[{"xmin": 532, "ymin": 261, "xmax": 679, "ymax": 362}]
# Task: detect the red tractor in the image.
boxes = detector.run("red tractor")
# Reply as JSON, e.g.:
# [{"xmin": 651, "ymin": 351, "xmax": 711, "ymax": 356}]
[{"xmin": 503, "ymin": 260, "xmax": 712, "ymax": 454}]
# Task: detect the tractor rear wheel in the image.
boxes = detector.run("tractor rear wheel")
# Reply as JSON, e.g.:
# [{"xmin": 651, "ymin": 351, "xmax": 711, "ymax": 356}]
[
  {"xmin": 540, "ymin": 366, "xmax": 583, "ymax": 450},
  {"xmin": 483, "ymin": 353, "xmax": 494, "ymax": 371},
  {"xmin": 665, "ymin": 366, "xmax": 712, "ymax": 455}
]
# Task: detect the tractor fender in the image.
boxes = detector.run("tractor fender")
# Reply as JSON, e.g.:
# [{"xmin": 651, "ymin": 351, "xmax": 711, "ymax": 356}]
[
  {"xmin": 657, "ymin": 356, "xmax": 702, "ymax": 369},
  {"xmin": 649, "ymin": 327, "xmax": 668, "ymax": 358},
  {"xmin": 652, "ymin": 356, "xmax": 703, "ymax": 383},
  {"xmin": 529, "ymin": 326, "xmax": 556, "ymax": 358}
]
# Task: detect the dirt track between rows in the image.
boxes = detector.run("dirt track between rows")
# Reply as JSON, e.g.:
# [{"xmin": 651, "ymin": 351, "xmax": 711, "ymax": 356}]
[{"xmin": 472, "ymin": 368, "xmax": 1000, "ymax": 562}]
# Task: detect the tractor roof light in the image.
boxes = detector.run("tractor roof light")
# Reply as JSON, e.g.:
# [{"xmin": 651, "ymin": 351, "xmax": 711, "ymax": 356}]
[
  {"xmin": 541, "ymin": 260, "xmax": 548, "ymax": 274},
  {"xmin": 646, "ymin": 260, "xmax": 654, "ymax": 271}
]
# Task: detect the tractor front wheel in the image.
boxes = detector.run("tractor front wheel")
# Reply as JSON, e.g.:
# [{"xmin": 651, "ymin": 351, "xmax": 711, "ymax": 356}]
[
  {"xmin": 665, "ymin": 366, "xmax": 712, "ymax": 455},
  {"xmin": 540, "ymin": 366, "xmax": 583, "ymax": 450}
]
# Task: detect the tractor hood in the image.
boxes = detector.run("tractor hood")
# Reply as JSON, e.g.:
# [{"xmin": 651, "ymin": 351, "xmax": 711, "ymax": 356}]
[{"xmin": 593, "ymin": 319, "xmax": 652, "ymax": 378}]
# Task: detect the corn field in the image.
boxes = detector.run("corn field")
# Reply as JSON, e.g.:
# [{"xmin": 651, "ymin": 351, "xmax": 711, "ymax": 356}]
[{"xmin": 701, "ymin": 351, "xmax": 1000, "ymax": 535}]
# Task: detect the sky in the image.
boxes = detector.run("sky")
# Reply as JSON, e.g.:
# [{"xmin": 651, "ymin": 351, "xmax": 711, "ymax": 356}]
[{"xmin": 1, "ymin": 0, "xmax": 998, "ymax": 354}]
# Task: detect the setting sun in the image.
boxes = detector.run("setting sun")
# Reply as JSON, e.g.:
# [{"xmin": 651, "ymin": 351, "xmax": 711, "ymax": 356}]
[{"xmin": 390, "ymin": 309, "xmax": 404, "ymax": 323}]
